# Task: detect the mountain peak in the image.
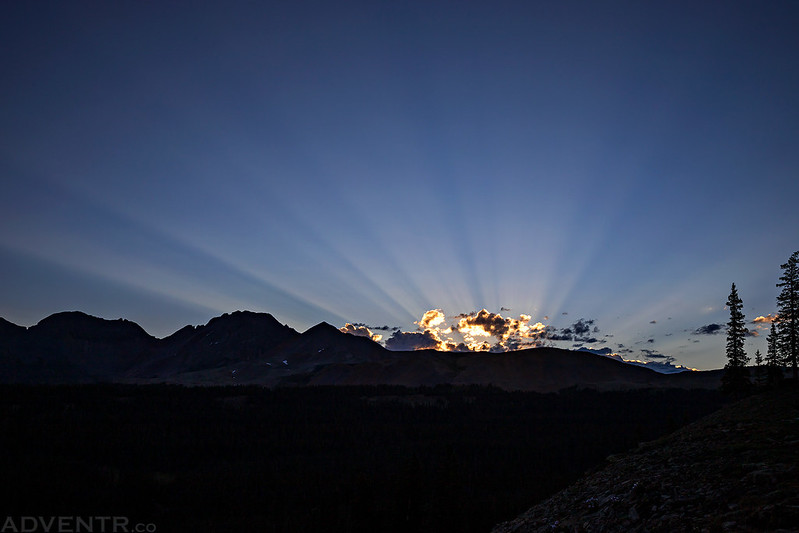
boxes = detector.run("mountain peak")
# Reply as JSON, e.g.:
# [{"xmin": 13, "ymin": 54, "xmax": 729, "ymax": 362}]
[
  {"xmin": 31, "ymin": 311, "xmax": 154, "ymax": 340},
  {"xmin": 303, "ymin": 321, "xmax": 340, "ymax": 335}
]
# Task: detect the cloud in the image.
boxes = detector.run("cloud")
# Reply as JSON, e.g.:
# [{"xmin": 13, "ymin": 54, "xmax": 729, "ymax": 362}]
[
  {"xmin": 577, "ymin": 347, "xmax": 694, "ymax": 374},
  {"xmin": 749, "ymin": 314, "xmax": 777, "ymax": 336},
  {"xmin": 572, "ymin": 318, "xmax": 594, "ymax": 336},
  {"xmin": 578, "ymin": 346, "xmax": 614, "ymax": 356},
  {"xmin": 384, "ymin": 329, "xmax": 444, "ymax": 351},
  {"xmin": 639, "ymin": 349, "xmax": 673, "ymax": 362},
  {"xmin": 350, "ymin": 323, "xmax": 399, "ymax": 332},
  {"xmin": 546, "ymin": 318, "xmax": 599, "ymax": 343},
  {"xmin": 693, "ymin": 323, "xmax": 724, "ymax": 335},
  {"xmin": 416, "ymin": 309, "xmax": 445, "ymax": 330},
  {"xmin": 753, "ymin": 314, "xmax": 778, "ymax": 324},
  {"xmin": 692, "ymin": 322, "xmax": 757, "ymax": 337},
  {"xmin": 453, "ymin": 309, "xmax": 548, "ymax": 351},
  {"xmin": 339, "ymin": 323, "xmax": 382, "ymax": 342},
  {"xmin": 385, "ymin": 308, "xmax": 551, "ymax": 352},
  {"xmin": 381, "ymin": 309, "xmax": 625, "ymax": 356}
]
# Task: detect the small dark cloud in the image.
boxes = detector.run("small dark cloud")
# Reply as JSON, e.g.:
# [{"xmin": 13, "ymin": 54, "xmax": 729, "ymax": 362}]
[
  {"xmin": 641, "ymin": 351, "xmax": 673, "ymax": 361},
  {"xmin": 351, "ymin": 322, "xmax": 398, "ymax": 331},
  {"xmin": 577, "ymin": 346, "xmax": 615, "ymax": 356},
  {"xmin": 573, "ymin": 319, "xmax": 594, "ymax": 335},
  {"xmin": 446, "ymin": 342, "xmax": 473, "ymax": 352},
  {"xmin": 693, "ymin": 324, "xmax": 724, "ymax": 335},
  {"xmin": 545, "ymin": 318, "xmax": 599, "ymax": 343},
  {"xmin": 647, "ymin": 339, "xmax": 655, "ymax": 344}
]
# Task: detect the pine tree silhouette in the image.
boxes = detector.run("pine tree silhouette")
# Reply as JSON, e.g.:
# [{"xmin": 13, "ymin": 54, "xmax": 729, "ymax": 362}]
[
  {"xmin": 753, "ymin": 349, "xmax": 765, "ymax": 388},
  {"xmin": 776, "ymin": 251, "xmax": 799, "ymax": 383},
  {"xmin": 722, "ymin": 283, "xmax": 750, "ymax": 394}
]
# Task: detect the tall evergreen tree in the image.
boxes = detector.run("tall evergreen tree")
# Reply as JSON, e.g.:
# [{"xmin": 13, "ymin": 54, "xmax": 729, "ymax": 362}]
[
  {"xmin": 776, "ymin": 250, "xmax": 799, "ymax": 382},
  {"xmin": 766, "ymin": 321, "xmax": 783, "ymax": 387},
  {"xmin": 722, "ymin": 282, "xmax": 750, "ymax": 394}
]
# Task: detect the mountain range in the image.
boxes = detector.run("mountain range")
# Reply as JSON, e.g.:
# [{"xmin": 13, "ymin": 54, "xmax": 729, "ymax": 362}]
[{"xmin": 0, "ymin": 311, "xmax": 723, "ymax": 391}]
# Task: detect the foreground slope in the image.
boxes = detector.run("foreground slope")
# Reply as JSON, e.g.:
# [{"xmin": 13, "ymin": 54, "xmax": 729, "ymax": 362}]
[{"xmin": 492, "ymin": 390, "xmax": 799, "ymax": 532}]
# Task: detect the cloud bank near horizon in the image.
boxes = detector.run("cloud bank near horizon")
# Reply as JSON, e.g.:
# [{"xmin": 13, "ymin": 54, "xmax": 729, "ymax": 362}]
[{"xmin": 340, "ymin": 308, "xmax": 708, "ymax": 373}]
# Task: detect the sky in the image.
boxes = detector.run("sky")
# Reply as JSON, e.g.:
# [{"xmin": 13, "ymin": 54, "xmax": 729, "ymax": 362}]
[{"xmin": 1, "ymin": 1, "xmax": 797, "ymax": 370}]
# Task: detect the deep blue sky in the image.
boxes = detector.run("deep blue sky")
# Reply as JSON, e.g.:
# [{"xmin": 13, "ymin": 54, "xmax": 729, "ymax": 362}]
[{"xmin": 2, "ymin": 1, "xmax": 797, "ymax": 369}]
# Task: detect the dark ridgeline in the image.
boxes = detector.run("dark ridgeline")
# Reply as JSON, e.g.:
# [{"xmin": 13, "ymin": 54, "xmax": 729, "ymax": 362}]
[
  {"xmin": 0, "ymin": 310, "xmax": 724, "ymax": 391},
  {"xmin": 0, "ymin": 312, "xmax": 157, "ymax": 383},
  {"xmin": 137, "ymin": 310, "xmax": 300, "ymax": 377}
]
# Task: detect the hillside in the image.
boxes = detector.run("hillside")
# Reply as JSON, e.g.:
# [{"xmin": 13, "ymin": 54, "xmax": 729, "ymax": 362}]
[
  {"xmin": 492, "ymin": 390, "xmax": 799, "ymax": 532},
  {"xmin": 0, "ymin": 384, "xmax": 726, "ymax": 533}
]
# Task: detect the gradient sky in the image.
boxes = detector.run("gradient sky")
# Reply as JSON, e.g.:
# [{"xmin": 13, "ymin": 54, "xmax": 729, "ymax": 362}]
[{"xmin": 2, "ymin": 1, "xmax": 797, "ymax": 370}]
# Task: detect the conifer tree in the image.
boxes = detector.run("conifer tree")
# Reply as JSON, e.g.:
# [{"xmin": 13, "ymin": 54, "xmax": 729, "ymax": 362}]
[
  {"xmin": 776, "ymin": 250, "xmax": 799, "ymax": 382},
  {"xmin": 722, "ymin": 282, "xmax": 750, "ymax": 394},
  {"xmin": 753, "ymin": 349, "xmax": 764, "ymax": 387},
  {"xmin": 766, "ymin": 321, "xmax": 783, "ymax": 387}
]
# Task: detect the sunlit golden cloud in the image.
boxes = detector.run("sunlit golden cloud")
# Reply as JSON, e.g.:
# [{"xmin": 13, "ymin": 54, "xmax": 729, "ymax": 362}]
[
  {"xmin": 389, "ymin": 308, "xmax": 551, "ymax": 352},
  {"xmin": 753, "ymin": 314, "xmax": 778, "ymax": 324},
  {"xmin": 339, "ymin": 323, "xmax": 382, "ymax": 342},
  {"xmin": 416, "ymin": 309, "xmax": 446, "ymax": 329}
]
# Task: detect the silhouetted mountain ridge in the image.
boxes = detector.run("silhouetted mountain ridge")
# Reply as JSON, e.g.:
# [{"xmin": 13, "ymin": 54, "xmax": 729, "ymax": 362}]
[{"xmin": 0, "ymin": 311, "xmax": 723, "ymax": 390}]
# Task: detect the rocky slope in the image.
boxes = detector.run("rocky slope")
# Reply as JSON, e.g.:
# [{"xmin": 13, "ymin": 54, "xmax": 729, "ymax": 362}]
[{"xmin": 492, "ymin": 390, "xmax": 799, "ymax": 532}]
